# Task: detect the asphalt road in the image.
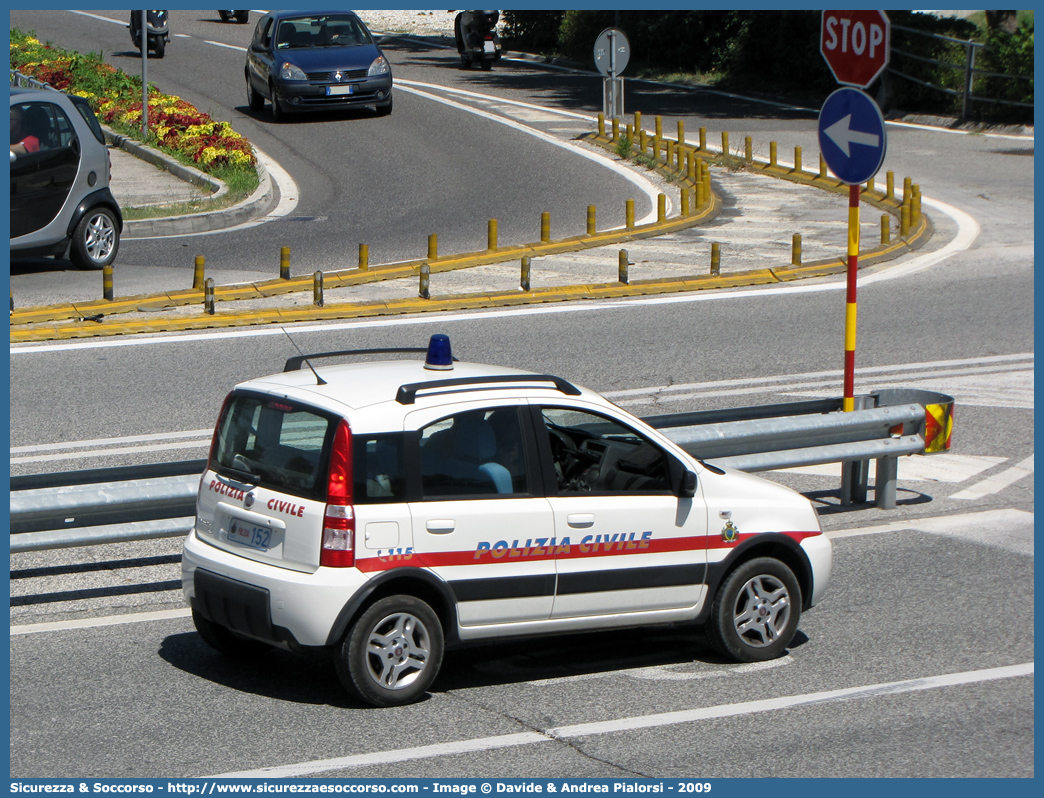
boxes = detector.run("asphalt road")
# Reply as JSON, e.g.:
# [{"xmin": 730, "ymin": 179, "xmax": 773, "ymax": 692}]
[{"xmin": 7, "ymin": 8, "xmax": 1035, "ymax": 783}]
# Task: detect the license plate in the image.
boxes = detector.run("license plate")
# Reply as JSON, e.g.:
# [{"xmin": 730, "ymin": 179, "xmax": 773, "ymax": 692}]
[
  {"xmin": 228, "ymin": 519, "xmax": 273, "ymax": 551},
  {"xmin": 326, "ymin": 85, "xmax": 354, "ymax": 96},
  {"xmin": 483, "ymin": 41, "xmax": 495, "ymax": 53}
]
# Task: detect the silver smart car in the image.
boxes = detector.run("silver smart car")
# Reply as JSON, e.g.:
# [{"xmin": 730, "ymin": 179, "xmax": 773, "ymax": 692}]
[{"xmin": 10, "ymin": 86, "xmax": 123, "ymax": 270}]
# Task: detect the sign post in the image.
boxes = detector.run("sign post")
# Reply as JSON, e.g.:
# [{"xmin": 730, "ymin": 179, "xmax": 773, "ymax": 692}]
[
  {"xmin": 819, "ymin": 11, "xmax": 890, "ymax": 416},
  {"xmin": 594, "ymin": 27, "xmax": 629, "ymax": 119}
]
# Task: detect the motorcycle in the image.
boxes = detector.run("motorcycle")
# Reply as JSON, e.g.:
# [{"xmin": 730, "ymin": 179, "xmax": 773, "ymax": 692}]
[
  {"xmin": 129, "ymin": 10, "xmax": 170, "ymax": 58},
  {"xmin": 217, "ymin": 11, "xmax": 250, "ymax": 24},
  {"xmin": 454, "ymin": 10, "xmax": 502, "ymax": 70}
]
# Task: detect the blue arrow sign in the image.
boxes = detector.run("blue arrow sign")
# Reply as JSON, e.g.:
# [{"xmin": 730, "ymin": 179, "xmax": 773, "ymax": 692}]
[{"xmin": 818, "ymin": 87, "xmax": 887, "ymax": 185}]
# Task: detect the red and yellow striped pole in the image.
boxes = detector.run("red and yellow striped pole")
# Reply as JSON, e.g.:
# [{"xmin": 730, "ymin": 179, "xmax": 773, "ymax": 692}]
[{"xmin": 843, "ymin": 184, "xmax": 860, "ymax": 412}]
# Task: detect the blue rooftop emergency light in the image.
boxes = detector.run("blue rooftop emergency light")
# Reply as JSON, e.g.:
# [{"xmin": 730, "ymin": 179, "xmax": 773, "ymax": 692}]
[{"xmin": 424, "ymin": 334, "xmax": 454, "ymax": 370}]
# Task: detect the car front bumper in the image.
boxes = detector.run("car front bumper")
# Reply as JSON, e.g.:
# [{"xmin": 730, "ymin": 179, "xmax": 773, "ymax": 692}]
[{"xmin": 275, "ymin": 76, "xmax": 392, "ymax": 110}]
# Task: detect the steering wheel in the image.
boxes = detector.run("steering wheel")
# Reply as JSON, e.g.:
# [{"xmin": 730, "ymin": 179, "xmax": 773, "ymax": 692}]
[{"xmin": 548, "ymin": 428, "xmax": 600, "ymax": 487}]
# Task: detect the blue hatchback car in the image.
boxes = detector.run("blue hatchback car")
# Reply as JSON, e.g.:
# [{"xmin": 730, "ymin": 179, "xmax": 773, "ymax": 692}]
[{"xmin": 245, "ymin": 10, "xmax": 393, "ymax": 121}]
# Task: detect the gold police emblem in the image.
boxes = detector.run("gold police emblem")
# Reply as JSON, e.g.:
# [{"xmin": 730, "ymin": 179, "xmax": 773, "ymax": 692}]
[{"xmin": 721, "ymin": 520, "xmax": 739, "ymax": 543}]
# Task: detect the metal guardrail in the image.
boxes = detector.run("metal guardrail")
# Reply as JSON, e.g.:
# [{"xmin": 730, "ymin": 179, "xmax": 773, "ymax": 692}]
[{"xmin": 9, "ymin": 391, "xmax": 953, "ymax": 552}]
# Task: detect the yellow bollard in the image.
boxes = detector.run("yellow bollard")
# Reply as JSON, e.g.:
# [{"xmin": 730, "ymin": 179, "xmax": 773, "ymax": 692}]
[
  {"xmin": 427, "ymin": 233, "xmax": 438, "ymax": 261},
  {"xmin": 625, "ymin": 199, "xmax": 635, "ymax": 230},
  {"xmin": 699, "ymin": 126, "xmax": 706, "ymax": 151},
  {"xmin": 903, "ymin": 176, "xmax": 912, "ymax": 206},
  {"xmin": 677, "ymin": 120, "xmax": 685, "ymax": 147},
  {"xmin": 612, "ymin": 117, "xmax": 620, "ymax": 141},
  {"xmin": 634, "ymin": 111, "xmax": 642, "ymax": 131},
  {"xmin": 819, "ymin": 154, "xmax": 827, "ymax": 180},
  {"xmin": 654, "ymin": 115, "xmax": 662, "ymax": 139},
  {"xmin": 867, "ymin": 176, "xmax": 875, "ymax": 194},
  {"xmin": 745, "ymin": 136, "xmax": 752, "ymax": 164},
  {"xmin": 204, "ymin": 278, "xmax": 215, "ymax": 315},
  {"xmin": 721, "ymin": 131, "xmax": 729, "ymax": 159},
  {"xmin": 193, "ymin": 255, "xmax": 205, "ymax": 290},
  {"xmin": 280, "ymin": 246, "xmax": 290, "ymax": 279},
  {"xmin": 520, "ymin": 256, "xmax": 531, "ymax": 291},
  {"xmin": 657, "ymin": 194, "xmax": 666, "ymax": 222},
  {"xmin": 103, "ymin": 264, "xmax": 114, "ymax": 301},
  {"xmin": 770, "ymin": 141, "xmax": 777, "ymax": 168},
  {"xmin": 681, "ymin": 187, "xmax": 691, "ymax": 216},
  {"xmin": 881, "ymin": 214, "xmax": 890, "ymax": 245},
  {"xmin": 901, "ymin": 203, "xmax": 911, "ymax": 237},
  {"xmin": 792, "ymin": 234, "xmax": 802, "ymax": 266},
  {"xmin": 358, "ymin": 243, "xmax": 369, "ymax": 271},
  {"xmin": 419, "ymin": 264, "xmax": 430, "ymax": 299},
  {"xmin": 619, "ymin": 249, "xmax": 629, "ymax": 284},
  {"xmin": 886, "ymin": 170, "xmax": 895, "ymax": 201},
  {"xmin": 597, "ymin": 113, "xmax": 605, "ymax": 137},
  {"xmin": 639, "ymin": 128, "xmax": 647, "ymax": 154},
  {"xmin": 313, "ymin": 271, "xmax": 324, "ymax": 307},
  {"xmin": 488, "ymin": 219, "xmax": 498, "ymax": 251},
  {"xmin": 540, "ymin": 211, "xmax": 551, "ymax": 242},
  {"xmin": 587, "ymin": 205, "xmax": 596, "ymax": 235},
  {"xmin": 710, "ymin": 243, "xmax": 721, "ymax": 276},
  {"xmin": 666, "ymin": 139, "xmax": 674, "ymax": 166},
  {"xmin": 695, "ymin": 180, "xmax": 704, "ymax": 209},
  {"xmin": 794, "ymin": 146, "xmax": 802, "ymax": 173}
]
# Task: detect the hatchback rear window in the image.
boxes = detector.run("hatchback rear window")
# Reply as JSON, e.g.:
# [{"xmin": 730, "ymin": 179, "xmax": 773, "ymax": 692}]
[{"xmin": 211, "ymin": 393, "xmax": 336, "ymax": 501}]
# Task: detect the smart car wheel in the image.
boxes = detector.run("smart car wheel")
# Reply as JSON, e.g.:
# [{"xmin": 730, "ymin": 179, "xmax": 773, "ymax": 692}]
[
  {"xmin": 192, "ymin": 610, "xmax": 272, "ymax": 658},
  {"xmin": 69, "ymin": 207, "xmax": 119, "ymax": 270},
  {"xmin": 336, "ymin": 595, "xmax": 444, "ymax": 707},
  {"xmin": 708, "ymin": 557, "xmax": 801, "ymax": 662}
]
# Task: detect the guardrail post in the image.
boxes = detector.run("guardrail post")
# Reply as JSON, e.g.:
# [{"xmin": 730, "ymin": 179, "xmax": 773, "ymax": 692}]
[
  {"xmin": 103, "ymin": 264, "xmax": 114, "ymax": 301},
  {"xmin": 358, "ymin": 243, "xmax": 369, "ymax": 271},
  {"xmin": 520, "ymin": 256, "xmax": 531, "ymax": 291},
  {"xmin": 193, "ymin": 255, "xmax": 205, "ymax": 290},
  {"xmin": 280, "ymin": 246, "xmax": 290, "ymax": 279},
  {"xmin": 876, "ymin": 455, "xmax": 899, "ymax": 509},
  {"xmin": 625, "ymin": 199, "xmax": 635, "ymax": 230},
  {"xmin": 204, "ymin": 278, "xmax": 215, "ymax": 315},
  {"xmin": 427, "ymin": 233, "xmax": 438, "ymax": 261},
  {"xmin": 419, "ymin": 264, "xmax": 430, "ymax": 299},
  {"xmin": 540, "ymin": 212, "xmax": 551, "ymax": 242},
  {"xmin": 313, "ymin": 271, "xmax": 324, "ymax": 307},
  {"xmin": 488, "ymin": 219, "xmax": 498, "ymax": 251},
  {"xmin": 618, "ymin": 249, "xmax": 630, "ymax": 284},
  {"xmin": 587, "ymin": 205, "xmax": 596, "ymax": 235},
  {"xmin": 710, "ymin": 243, "xmax": 721, "ymax": 275}
]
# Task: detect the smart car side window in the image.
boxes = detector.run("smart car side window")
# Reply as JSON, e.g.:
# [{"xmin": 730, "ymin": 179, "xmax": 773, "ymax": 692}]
[
  {"xmin": 419, "ymin": 408, "xmax": 529, "ymax": 499},
  {"xmin": 540, "ymin": 407, "xmax": 672, "ymax": 495}
]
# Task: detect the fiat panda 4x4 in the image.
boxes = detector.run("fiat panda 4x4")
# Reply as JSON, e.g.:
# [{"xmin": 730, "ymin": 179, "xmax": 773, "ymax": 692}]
[{"xmin": 182, "ymin": 336, "xmax": 832, "ymax": 706}]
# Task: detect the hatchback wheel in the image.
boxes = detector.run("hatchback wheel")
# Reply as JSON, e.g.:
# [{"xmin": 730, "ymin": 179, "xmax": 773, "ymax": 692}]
[
  {"xmin": 707, "ymin": 557, "xmax": 801, "ymax": 662},
  {"xmin": 270, "ymin": 89, "xmax": 290, "ymax": 123},
  {"xmin": 336, "ymin": 595, "xmax": 444, "ymax": 707},
  {"xmin": 69, "ymin": 207, "xmax": 119, "ymax": 270}
]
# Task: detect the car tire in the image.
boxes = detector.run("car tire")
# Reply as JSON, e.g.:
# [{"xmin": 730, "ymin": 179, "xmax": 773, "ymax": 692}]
[
  {"xmin": 335, "ymin": 595, "xmax": 444, "ymax": 707},
  {"xmin": 460, "ymin": 54, "xmax": 471, "ymax": 69},
  {"xmin": 235, "ymin": 10, "xmax": 249, "ymax": 24},
  {"xmin": 246, "ymin": 76, "xmax": 264, "ymax": 112},
  {"xmin": 192, "ymin": 610, "xmax": 272, "ymax": 658},
  {"xmin": 270, "ymin": 89, "xmax": 289, "ymax": 123},
  {"xmin": 69, "ymin": 207, "xmax": 120, "ymax": 270},
  {"xmin": 219, "ymin": 11, "xmax": 231, "ymax": 22},
  {"xmin": 375, "ymin": 96, "xmax": 393, "ymax": 117},
  {"xmin": 707, "ymin": 557, "xmax": 802, "ymax": 662},
  {"xmin": 481, "ymin": 58, "xmax": 493, "ymax": 71}
]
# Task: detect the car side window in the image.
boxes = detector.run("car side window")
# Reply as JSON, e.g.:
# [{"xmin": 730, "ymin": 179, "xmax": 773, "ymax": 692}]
[
  {"xmin": 419, "ymin": 408, "xmax": 529, "ymax": 499},
  {"xmin": 540, "ymin": 407, "xmax": 672, "ymax": 495},
  {"xmin": 257, "ymin": 18, "xmax": 273, "ymax": 48},
  {"xmin": 353, "ymin": 433, "xmax": 406, "ymax": 503}
]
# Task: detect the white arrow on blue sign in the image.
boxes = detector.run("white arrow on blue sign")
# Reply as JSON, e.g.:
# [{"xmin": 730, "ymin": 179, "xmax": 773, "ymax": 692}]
[{"xmin": 818, "ymin": 87, "xmax": 887, "ymax": 185}]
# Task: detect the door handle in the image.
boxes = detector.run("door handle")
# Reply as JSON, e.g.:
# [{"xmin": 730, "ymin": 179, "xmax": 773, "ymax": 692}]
[
  {"xmin": 425, "ymin": 519, "xmax": 456, "ymax": 534},
  {"xmin": 567, "ymin": 513, "xmax": 595, "ymax": 529}
]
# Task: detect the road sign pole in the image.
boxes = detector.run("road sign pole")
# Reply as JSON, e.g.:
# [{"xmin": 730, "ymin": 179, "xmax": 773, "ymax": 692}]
[{"xmin": 843, "ymin": 184, "xmax": 859, "ymax": 412}]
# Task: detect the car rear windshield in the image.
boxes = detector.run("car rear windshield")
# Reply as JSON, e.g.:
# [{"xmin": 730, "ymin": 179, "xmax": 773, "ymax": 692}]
[{"xmin": 211, "ymin": 392, "xmax": 337, "ymax": 501}]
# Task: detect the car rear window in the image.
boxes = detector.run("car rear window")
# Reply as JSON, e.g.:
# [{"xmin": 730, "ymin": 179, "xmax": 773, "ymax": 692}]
[
  {"xmin": 211, "ymin": 393, "xmax": 337, "ymax": 501},
  {"xmin": 68, "ymin": 95, "xmax": 106, "ymax": 144}
]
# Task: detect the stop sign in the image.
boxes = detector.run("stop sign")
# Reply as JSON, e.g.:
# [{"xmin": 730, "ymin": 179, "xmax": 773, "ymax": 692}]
[{"xmin": 821, "ymin": 10, "xmax": 890, "ymax": 88}]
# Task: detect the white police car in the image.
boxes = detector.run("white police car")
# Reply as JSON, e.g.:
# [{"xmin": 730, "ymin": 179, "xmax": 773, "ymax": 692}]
[{"xmin": 182, "ymin": 335, "xmax": 832, "ymax": 706}]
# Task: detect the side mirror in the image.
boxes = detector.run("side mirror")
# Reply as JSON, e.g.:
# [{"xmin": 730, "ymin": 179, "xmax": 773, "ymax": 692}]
[{"xmin": 680, "ymin": 470, "xmax": 698, "ymax": 498}]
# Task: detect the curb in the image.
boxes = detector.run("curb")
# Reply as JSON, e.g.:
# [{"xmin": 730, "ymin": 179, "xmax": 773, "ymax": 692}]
[{"xmin": 104, "ymin": 129, "xmax": 277, "ymax": 238}]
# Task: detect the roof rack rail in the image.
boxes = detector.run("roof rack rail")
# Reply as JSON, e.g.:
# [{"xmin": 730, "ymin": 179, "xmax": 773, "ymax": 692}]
[
  {"xmin": 396, "ymin": 375, "xmax": 582, "ymax": 405},
  {"xmin": 283, "ymin": 347, "xmax": 457, "ymax": 374}
]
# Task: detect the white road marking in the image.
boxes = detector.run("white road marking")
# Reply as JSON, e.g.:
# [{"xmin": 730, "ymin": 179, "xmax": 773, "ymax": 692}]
[
  {"xmin": 11, "ymin": 439, "xmax": 211, "ymax": 465},
  {"xmin": 951, "ymin": 455, "xmax": 1034, "ymax": 501},
  {"xmin": 526, "ymin": 654, "xmax": 792, "ymax": 686},
  {"xmin": 783, "ymin": 453, "xmax": 1007, "ymax": 483},
  {"xmin": 208, "ymin": 663, "xmax": 1033, "ymax": 778},
  {"xmin": 10, "ymin": 608, "xmax": 192, "ymax": 636}
]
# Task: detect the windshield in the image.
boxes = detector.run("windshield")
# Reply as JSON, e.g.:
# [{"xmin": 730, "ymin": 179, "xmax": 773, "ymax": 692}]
[{"xmin": 275, "ymin": 15, "xmax": 373, "ymax": 49}]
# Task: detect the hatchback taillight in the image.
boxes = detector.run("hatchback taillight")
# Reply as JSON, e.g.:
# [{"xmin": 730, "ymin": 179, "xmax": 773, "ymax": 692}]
[{"xmin": 321, "ymin": 419, "xmax": 355, "ymax": 567}]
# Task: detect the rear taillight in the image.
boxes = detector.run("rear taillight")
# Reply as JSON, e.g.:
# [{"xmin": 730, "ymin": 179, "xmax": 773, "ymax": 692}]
[{"xmin": 321, "ymin": 419, "xmax": 355, "ymax": 567}]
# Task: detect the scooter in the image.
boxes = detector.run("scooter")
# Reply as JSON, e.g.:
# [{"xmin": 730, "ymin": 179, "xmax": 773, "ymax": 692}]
[
  {"xmin": 129, "ymin": 10, "xmax": 170, "ymax": 58},
  {"xmin": 454, "ymin": 10, "xmax": 502, "ymax": 71},
  {"xmin": 217, "ymin": 11, "xmax": 250, "ymax": 24}
]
